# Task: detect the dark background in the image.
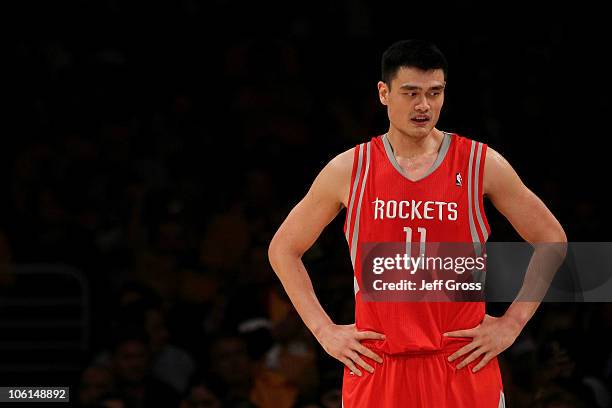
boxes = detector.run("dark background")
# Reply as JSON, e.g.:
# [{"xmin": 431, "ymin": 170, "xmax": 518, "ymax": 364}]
[{"xmin": 3, "ymin": 1, "xmax": 611, "ymax": 407}]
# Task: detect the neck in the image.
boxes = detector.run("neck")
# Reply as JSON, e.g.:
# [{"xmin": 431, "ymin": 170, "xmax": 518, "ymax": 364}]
[{"xmin": 386, "ymin": 127, "xmax": 443, "ymax": 158}]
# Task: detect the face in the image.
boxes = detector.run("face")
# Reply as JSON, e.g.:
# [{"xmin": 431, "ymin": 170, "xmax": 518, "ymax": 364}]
[
  {"xmin": 378, "ymin": 67, "xmax": 445, "ymax": 139},
  {"xmin": 78, "ymin": 366, "xmax": 114, "ymax": 405},
  {"xmin": 112, "ymin": 340, "xmax": 150, "ymax": 384},
  {"xmin": 210, "ymin": 337, "xmax": 252, "ymax": 385}
]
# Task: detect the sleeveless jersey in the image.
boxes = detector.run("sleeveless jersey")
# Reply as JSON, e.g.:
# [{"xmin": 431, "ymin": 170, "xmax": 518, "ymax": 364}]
[{"xmin": 343, "ymin": 132, "xmax": 490, "ymax": 355}]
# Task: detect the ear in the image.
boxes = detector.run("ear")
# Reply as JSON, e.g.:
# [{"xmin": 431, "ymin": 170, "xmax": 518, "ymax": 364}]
[{"xmin": 377, "ymin": 81, "xmax": 389, "ymax": 106}]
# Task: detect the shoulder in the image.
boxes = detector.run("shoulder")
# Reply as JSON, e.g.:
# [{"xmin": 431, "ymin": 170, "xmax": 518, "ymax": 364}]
[
  {"xmin": 448, "ymin": 132, "xmax": 487, "ymax": 151},
  {"xmin": 447, "ymin": 133, "xmax": 513, "ymax": 195},
  {"xmin": 316, "ymin": 146, "xmax": 355, "ymax": 188},
  {"xmin": 483, "ymin": 146, "xmax": 514, "ymax": 177},
  {"xmin": 316, "ymin": 146, "xmax": 355, "ymax": 209},
  {"xmin": 328, "ymin": 146, "xmax": 355, "ymax": 175},
  {"xmin": 484, "ymin": 146, "xmax": 510, "ymax": 169},
  {"xmin": 316, "ymin": 136, "xmax": 380, "ymax": 207}
]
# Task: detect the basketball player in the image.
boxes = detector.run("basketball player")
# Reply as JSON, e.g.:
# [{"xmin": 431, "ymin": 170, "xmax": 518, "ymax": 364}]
[{"xmin": 268, "ymin": 40, "xmax": 566, "ymax": 407}]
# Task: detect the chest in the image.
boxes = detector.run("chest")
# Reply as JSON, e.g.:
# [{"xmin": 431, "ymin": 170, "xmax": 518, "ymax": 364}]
[{"xmin": 395, "ymin": 153, "xmax": 439, "ymax": 182}]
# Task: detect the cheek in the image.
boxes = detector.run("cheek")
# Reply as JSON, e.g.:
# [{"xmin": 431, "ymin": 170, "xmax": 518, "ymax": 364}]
[
  {"xmin": 389, "ymin": 99, "xmax": 413, "ymax": 115},
  {"xmin": 389, "ymin": 106, "xmax": 410, "ymax": 123}
]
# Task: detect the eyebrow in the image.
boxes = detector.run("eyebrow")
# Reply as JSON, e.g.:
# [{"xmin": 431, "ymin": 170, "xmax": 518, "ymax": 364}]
[{"xmin": 399, "ymin": 83, "xmax": 446, "ymax": 91}]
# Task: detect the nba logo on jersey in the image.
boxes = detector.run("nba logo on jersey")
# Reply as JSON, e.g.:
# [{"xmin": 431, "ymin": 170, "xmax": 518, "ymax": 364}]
[{"xmin": 456, "ymin": 172, "xmax": 463, "ymax": 186}]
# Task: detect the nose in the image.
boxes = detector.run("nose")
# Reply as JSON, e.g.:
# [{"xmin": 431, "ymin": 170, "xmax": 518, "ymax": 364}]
[{"xmin": 415, "ymin": 95, "xmax": 430, "ymax": 112}]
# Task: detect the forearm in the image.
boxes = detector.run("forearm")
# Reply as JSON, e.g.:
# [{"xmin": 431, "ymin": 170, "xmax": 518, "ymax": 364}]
[
  {"xmin": 503, "ymin": 241, "xmax": 567, "ymax": 329},
  {"xmin": 268, "ymin": 248, "xmax": 333, "ymax": 339}
]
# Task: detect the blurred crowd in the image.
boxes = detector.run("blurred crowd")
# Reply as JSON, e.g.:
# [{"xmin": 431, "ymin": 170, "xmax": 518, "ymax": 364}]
[{"xmin": 4, "ymin": 2, "xmax": 610, "ymax": 407}]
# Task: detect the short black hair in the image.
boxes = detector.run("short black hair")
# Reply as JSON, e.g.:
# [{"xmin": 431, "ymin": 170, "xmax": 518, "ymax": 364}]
[{"xmin": 381, "ymin": 40, "xmax": 448, "ymax": 88}]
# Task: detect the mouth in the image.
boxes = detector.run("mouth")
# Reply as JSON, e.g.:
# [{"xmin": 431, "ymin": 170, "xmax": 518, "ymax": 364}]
[{"xmin": 411, "ymin": 116, "xmax": 430, "ymax": 126}]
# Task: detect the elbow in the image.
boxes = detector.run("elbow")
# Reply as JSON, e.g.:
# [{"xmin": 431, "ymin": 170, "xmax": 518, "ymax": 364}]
[
  {"xmin": 268, "ymin": 232, "xmax": 303, "ymax": 271},
  {"xmin": 555, "ymin": 220, "xmax": 568, "ymax": 243},
  {"xmin": 554, "ymin": 223, "xmax": 568, "ymax": 250},
  {"xmin": 267, "ymin": 233, "xmax": 292, "ymax": 269},
  {"xmin": 268, "ymin": 235, "xmax": 281, "ymax": 270},
  {"xmin": 558, "ymin": 225, "xmax": 568, "ymax": 258},
  {"xmin": 548, "ymin": 223, "xmax": 568, "ymax": 260}
]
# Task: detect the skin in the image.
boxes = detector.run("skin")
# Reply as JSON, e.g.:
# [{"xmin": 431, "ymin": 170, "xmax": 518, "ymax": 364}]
[
  {"xmin": 268, "ymin": 66, "xmax": 567, "ymax": 376},
  {"xmin": 112, "ymin": 340, "xmax": 150, "ymax": 383}
]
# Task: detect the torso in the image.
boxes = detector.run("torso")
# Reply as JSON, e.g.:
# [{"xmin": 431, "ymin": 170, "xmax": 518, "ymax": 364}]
[
  {"xmin": 342, "ymin": 131, "xmax": 491, "ymax": 354},
  {"xmin": 395, "ymin": 153, "xmax": 439, "ymax": 180}
]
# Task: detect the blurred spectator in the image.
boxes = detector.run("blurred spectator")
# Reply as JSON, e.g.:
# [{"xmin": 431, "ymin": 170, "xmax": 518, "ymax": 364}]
[
  {"xmin": 207, "ymin": 329, "xmax": 317, "ymax": 408},
  {"xmin": 179, "ymin": 375, "xmax": 222, "ymax": 408},
  {"xmin": 534, "ymin": 328, "xmax": 608, "ymax": 408},
  {"xmin": 108, "ymin": 329, "xmax": 180, "ymax": 408},
  {"xmin": 208, "ymin": 333, "xmax": 257, "ymax": 407},
  {"xmin": 97, "ymin": 290, "xmax": 197, "ymax": 394},
  {"xmin": 78, "ymin": 365, "xmax": 115, "ymax": 407},
  {"xmin": 263, "ymin": 285, "xmax": 319, "ymax": 399}
]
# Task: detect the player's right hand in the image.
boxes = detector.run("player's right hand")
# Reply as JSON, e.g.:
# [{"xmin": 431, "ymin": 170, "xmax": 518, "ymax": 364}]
[{"xmin": 315, "ymin": 323, "xmax": 385, "ymax": 376}]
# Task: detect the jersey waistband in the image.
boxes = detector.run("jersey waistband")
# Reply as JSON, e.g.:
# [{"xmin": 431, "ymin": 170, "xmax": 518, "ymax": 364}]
[
  {"xmin": 382, "ymin": 346, "xmax": 462, "ymax": 357},
  {"xmin": 362, "ymin": 340, "xmax": 468, "ymax": 357}
]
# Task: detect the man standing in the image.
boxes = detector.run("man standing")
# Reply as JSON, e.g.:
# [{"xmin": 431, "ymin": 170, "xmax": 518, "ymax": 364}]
[{"xmin": 268, "ymin": 40, "xmax": 566, "ymax": 407}]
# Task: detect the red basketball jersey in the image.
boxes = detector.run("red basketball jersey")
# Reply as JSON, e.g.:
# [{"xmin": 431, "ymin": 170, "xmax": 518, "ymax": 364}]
[{"xmin": 343, "ymin": 132, "xmax": 490, "ymax": 355}]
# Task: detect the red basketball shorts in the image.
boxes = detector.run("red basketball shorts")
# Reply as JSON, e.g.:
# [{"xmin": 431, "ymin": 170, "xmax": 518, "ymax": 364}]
[{"xmin": 342, "ymin": 348, "xmax": 505, "ymax": 407}]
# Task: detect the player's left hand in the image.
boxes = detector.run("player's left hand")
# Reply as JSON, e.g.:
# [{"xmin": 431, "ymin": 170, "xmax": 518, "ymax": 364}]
[{"xmin": 443, "ymin": 314, "xmax": 522, "ymax": 372}]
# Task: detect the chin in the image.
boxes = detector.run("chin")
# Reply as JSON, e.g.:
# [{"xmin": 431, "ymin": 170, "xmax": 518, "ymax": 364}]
[{"xmin": 407, "ymin": 126, "xmax": 431, "ymax": 138}]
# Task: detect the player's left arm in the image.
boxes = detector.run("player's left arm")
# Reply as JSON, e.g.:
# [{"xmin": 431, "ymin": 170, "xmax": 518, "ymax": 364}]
[{"xmin": 445, "ymin": 146, "xmax": 567, "ymax": 372}]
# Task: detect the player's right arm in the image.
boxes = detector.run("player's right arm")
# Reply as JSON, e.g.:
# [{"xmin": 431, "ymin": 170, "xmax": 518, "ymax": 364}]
[{"xmin": 268, "ymin": 148, "xmax": 385, "ymax": 376}]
